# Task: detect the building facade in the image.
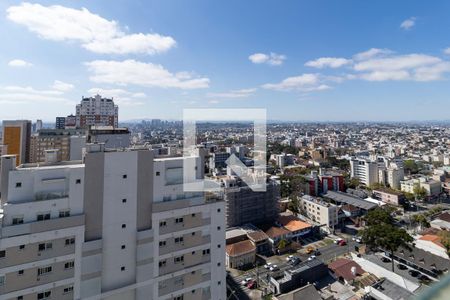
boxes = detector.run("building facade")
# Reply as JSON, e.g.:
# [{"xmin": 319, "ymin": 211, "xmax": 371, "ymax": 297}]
[
  {"xmin": 1, "ymin": 120, "xmax": 31, "ymax": 166},
  {"xmin": 350, "ymin": 157, "xmax": 378, "ymax": 186},
  {"xmin": 0, "ymin": 148, "xmax": 226, "ymax": 300},
  {"xmin": 300, "ymin": 195, "xmax": 339, "ymax": 232},
  {"xmin": 76, "ymin": 95, "xmax": 118, "ymax": 128}
]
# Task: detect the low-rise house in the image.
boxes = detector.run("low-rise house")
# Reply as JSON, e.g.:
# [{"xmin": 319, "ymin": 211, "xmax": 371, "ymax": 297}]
[
  {"xmin": 277, "ymin": 215, "xmax": 312, "ymax": 240},
  {"xmin": 373, "ymin": 188, "xmax": 405, "ymax": 206},
  {"xmin": 328, "ymin": 258, "xmax": 365, "ymax": 285},
  {"xmin": 225, "ymin": 239, "xmax": 256, "ymax": 269},
  {"xmin": 265, "ymin": 226, "xmax": 292, "ymax": 253},
  {"xmin": 415, "ymin": 234, "xmax": 449, "ymax": 259},
  {"xmin": 273, "ymin": 284, "xmax": 321, "ymax": 300},
  {"xmin": 430, "ymin": 212, "xmax": 450, "ymax": 231}
]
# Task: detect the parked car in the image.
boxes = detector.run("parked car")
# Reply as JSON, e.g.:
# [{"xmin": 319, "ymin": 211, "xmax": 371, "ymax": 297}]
[
  {"xmin": 290, "ymin": 257, "xmax": 301, "ymax": 266},
  {"xmin": 314, "ymin": 249, "xmax": 321, "ymax": 256},
  {"xmin": 270, "ymin": 265, "xmax": 279, "ymax": 271},
  {"xmin": 338, "ymin": 240, "xmax": 347, "ymax": 246},
  {"xmin": 286, "ymin": 255, "xmax": 294, "ymax": 261},
  {"xmin": 247, "ymin": 280, "xmax": 257, "ymax": 289},
  {"xmin": 264, "ymin": 262, "xmax": 272, "ymax": 269},
  {"xmin": 397, "ymin": 264, "xmax": 407, "ymax": 270},
  {"xmin": 409, "ymin": 270, "xmax": 420, "ymax": 277},
  {"xmin": 306, "ymin": 246, "xmax": 315, "ymax": 254},
  {"xmin": 419, "ymin": 274, "xmax": 430, "ymax": 282},
  {"xmin": 381, "ymin": 257, "xmax": 391, "ymax": 263},
  {"xmin": 308, "ymin": 255, "xmax": 316, "ymax": 261},
  {"xmin": 241, "ymin": 277, "xmax": 252, "ymax": 286},
  {"xmin": 334, "ymin": 238, "xmax": 343, "ymax": 244}
]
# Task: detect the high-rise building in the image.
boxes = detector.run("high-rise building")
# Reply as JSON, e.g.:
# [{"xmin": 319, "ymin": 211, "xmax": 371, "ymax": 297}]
[
  {"xmin": 76, "ymin": 95, "xmax": 118, "ymax": 128},
  {"xmin": 0, "ymin": 147, "xmax": 225, "ymax": 300},
  {"xmin": 55, "ymin": 117, "xmax": 66, "ymax": 129},
  {"xmin": 216, "ymin": 176, "xmax": 280, "ymax": 228},
  {"xmin": 350, "ymin": 157, "xmax": 378, "ymax": 186},
  {"xmin": 35, "ymin": 119, "xmax": 43, "ymax": 132},
  {"xmin": 1, "ymin": 120, "xmax": 31, "ymax": 165}
]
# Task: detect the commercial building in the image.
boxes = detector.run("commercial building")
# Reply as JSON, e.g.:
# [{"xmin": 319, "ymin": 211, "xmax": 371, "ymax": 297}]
[
  {"xmin": 0, "ymin": 147, "xmax": 226, "ymax": 300},
  {"xmin": 372, "ymin": 188, "xmax": 405, "ymax": 206},
  {"xmin": 400, "ymin": 177, "xmax": 442, "ymax": 198},
  {"xmin": 55, "ymin": 117, "xmax": 66, "ymax": 129},
  {"xmin": 1, "ymin": 120, "xmax": 32, "ymax": 165},
  {"xmin": 350, "ymin": 157, "xmax": 378, "ymax": 186},
  {"xmin": 87, "ymin": 126, "xmax": 130, "ymax": 149},
  {"xmin": 300, "ymin": 195, "xmax": 339, "ymax": 232},
  {"xmin": 76, "ymin": 94, "xmax": 118, "ymax": 128}
]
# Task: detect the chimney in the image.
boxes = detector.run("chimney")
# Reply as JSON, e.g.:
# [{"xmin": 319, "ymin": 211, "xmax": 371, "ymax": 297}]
[{"xmin": 44, "ymin": 149, "xmax": 60, "ymax": 164}]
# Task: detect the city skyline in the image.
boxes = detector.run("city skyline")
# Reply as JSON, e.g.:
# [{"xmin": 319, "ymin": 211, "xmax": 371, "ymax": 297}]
[{"xmin": 2, "ymin": 0, "xmax": 450, "ymax": 122}]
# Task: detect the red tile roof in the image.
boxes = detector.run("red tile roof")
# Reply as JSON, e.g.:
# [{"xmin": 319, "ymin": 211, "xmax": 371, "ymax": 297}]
[
  {"xmin": 226, "ymin": 240, "xmax": 256, "ymax": 257},
  {"xmin": 328, "ymin": 258, "xmax": 364, "ymax": 281}
]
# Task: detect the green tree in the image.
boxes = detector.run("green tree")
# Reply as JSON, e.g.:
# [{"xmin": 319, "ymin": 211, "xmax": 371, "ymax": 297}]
[
  {"xmin": 438, "ymin": 231, "xmax": 450, "ymax": 254},
  {"xmin": 411, "ymin": 214, "xmax": 430, "ymax": 229},
  {"xmin": 288, "ymin": 197, "xmax": 300, "ymax": 215},
  {"xmin": 361, "ymin": 208, "xmax": 413, "ymax": 272},
  {"xmin": 347, "ymin": 177, "xmax": 361, "ymax": 189},
  {"xmin": 413, "ymin": 186, "xmax": 427, "ymax": 201}
]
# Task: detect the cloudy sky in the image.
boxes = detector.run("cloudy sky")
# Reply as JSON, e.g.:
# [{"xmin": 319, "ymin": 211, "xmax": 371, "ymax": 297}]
[{"xmin": 1, "ymin": 0, "xmax": 450, "ymax": 122}]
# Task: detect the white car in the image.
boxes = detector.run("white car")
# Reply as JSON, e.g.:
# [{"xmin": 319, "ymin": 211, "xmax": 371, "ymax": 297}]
[
  {"xmin": 355, "ymin": 238, "xmax": 362, "ymax": 243},
  {"xmin": 286, "ymin": 255, "xmax": 294, "ymax": 261},
  {"xmin": 241, "ymin": 277, "xmax": 252, "ymax": 286},
  {"xmin": 334, "ymin": 238, "xmax": 343, "ymax": 244},
  {"xmin": 308, "ymin": 255, "xmax": 316, "ymax": 261},
  {"xmin": 269, "ymin": 265, "xmax": 279, "ymax": 271},
  {"xmin": 264, "ymin": 262, "xmax": 273, "ymax": 269}
]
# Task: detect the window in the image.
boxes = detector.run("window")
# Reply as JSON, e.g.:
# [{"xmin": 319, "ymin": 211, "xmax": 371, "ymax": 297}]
[
  {"xmin": 37, "ymin": 290, "xmax": 51, "ymax": 299},
  {"xmin": 159, "ymin": 221, "xmax": 167, "ymax": 227},
  {"xmin": 64, "ymin": 261, "xmax": 74, "ymax": 269},
  {"xmin": 37, "ymin": 213, "xmax": 51, "ymax": 221},
  {"xmin": 37, "ymin": 266, "xmax": 52, "ymax": 276},
  {"xmin": 122, "ymin": 174, "xmax": 127, "ymax": 179},
  {"xmin": 38, "ymin": 243, "xmax": 52, "ymax": 251},
  {"xmin": 59, "ymin": 210, "xmax": 70, "ymax": 218},
  {"xmin": 121, "ymin": 266, "xmax": 125, "ymax": 271},
  {"xmin": 202, "ymin": 249, "xmax": 210, "ymax": 255},
  {"xmin": 159, "ymin": 260, "xmax": 166, "ymax": 268},
  {"xmin": 175, "ymin": 217, "xmax": 184, "ymax": 224},
  {"xmin": 191, "ymin": 213, "xmax": 196, "ymax": 217},
  {"xmin": 122, "ymin": 198, "xmax": 127, "ymax": 203},
  {"xmin": 0, "ymin": 250, "xmax": 5, "ymax": 258},
  {"xmin": 121, "ymin": 245, "xmax": 126, "ymax": 249},
  {"xmin": 192, "ymin": 232, "xmax": 196, "ymax": 236},
  {"xmin": 174, "ymin": 255, "xmax": 184, "ymax": 263},
  {"xmin": 217, "ymin": 244, "xmax": 221, "ymax": 248},
  {"xmin": 217, "ymin": 226, "xmax": 221, "ymax": 230},
  {"xmin": 65, "ymin": 238, "xmax": 75, "ymax": 246},
  {"xmin": 174, "ymin": 237, "xmax": 184, "ymax": 244},
  {"xmin": 15, "ymin": 182, "xmax": 22, "ymax": 188},
  {"xmin": 19, "ymin": 245, "xmax": 25, "ymax": 250},
  {"xmin": 217, "ymin": 208, "xmax": 221, "ymax": 213},
  {"xmin": 159, "ymin": 241, "xmax": 166, "ymax": 247},
  {"xmin": 156, "ymin": 171, "xmax": 160, "ymax": 176},
  {"xmin": 18, "ymin": 270, "xmax": 24, "ymax": 275},
  {"xmin": 63, "ymin": 286, "xmax": 74, "ymax": 294},
  {"xmin": 218, "ymin": 281, "xmax": 221, "ymax": 285},
  {"xmin": 17, "ymin": 296, "xmax": 23, "ymax": 300},
  {"xmin": 174, "ymin": 296, "xmax": 183, "ymax": 300},
  {"xmin": 0, "ymin": 275, "xmax": 4, "ymax": 286},
  {"xmin": 121, "ymin": 224, "xmax": 126, "ymax": 228},
  {"xmin": 75, "ymin": 179, "xmax": 81, "ymax": 184},
  {"xmin": 12, "ymin": 217, "xmax": 24, "ymax": 225}
]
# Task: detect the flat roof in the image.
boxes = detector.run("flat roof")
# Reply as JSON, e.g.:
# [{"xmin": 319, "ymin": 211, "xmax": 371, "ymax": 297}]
[{"xmin": 324, "ymin": 191, "xmax": 377, "ymax": 210}]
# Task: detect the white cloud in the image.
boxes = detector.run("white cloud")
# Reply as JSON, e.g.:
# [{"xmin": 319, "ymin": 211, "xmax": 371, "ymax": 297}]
[
  {"xmin": 305, "ymin": 57, "xmax": 352, "ymax": 69},
  {"xmin": 262, "ymin": 74, "xmax": 330, "ymax": 92},
  {"xmin": 8, "ymin": 59, "xmax": 32, "ymax": 67},
  {"xmin": 249, "ymin": 52, "xmax": 286, "ymax": 66},
  {"xmin": 400, "ymin": 17, "xmax": 416, "ymax": 30},
  {"xmin": 444, "ymin": 48, "xmax": 450, "ymax": 55},
  {"xmin": 207, "ymin": 88, "xmax": 256, "ymax": 98},
  {"xmin": 353, "ymin": 48, "xmax": 393, "ymax": 61},
  {"xmin": 353, "ymin": 53, "xmax": 449, "ymax": 81},
  {"xmin": 85, "ymin": 60, "xmax": 209, "ymax": 89},
  {"xmin": 7, "ymin": 2, "xmax": 175, "ymax": 55},
  {"xmin": 0, "ymin": 85, "xmax": 73, "ymax": 105},
  {"xmin": 51, "ymin": 80, "xmax": 74, "ymax": 92}
]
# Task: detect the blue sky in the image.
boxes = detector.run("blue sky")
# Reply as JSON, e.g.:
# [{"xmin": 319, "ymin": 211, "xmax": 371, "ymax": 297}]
[{"xmin": 1, "ymin": 0, "xmax": 450, "ymax": 122}]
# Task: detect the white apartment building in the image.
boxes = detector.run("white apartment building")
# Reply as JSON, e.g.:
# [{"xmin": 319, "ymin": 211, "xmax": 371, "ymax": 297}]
[
  {"xmin": 400, "ymin": 177, "xmax": 442, "ymax": 198},
  {"xmin": 76, "ymin": 95, "xmax": 118, "ymax": 128},
  {"xmin": 0, "ymin": 146, "xmax": 225, "ymax": 300},
  {"xmin": 350, "ymin": 157, "xmax": 378, "ymax": 186},
  {"xmin": 300, "ymin": 195, "xmax": 338, "ymax": 233}
]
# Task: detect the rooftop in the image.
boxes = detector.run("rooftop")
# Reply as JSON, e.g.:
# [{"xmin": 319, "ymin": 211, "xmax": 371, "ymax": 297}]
[
  {"xmin": 226, "ymin": 240, "xmax": 256, "ymax": 257},
  {"xmin": 324, "ymin": 191, "xmax": 378, "ymax": 211}
]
